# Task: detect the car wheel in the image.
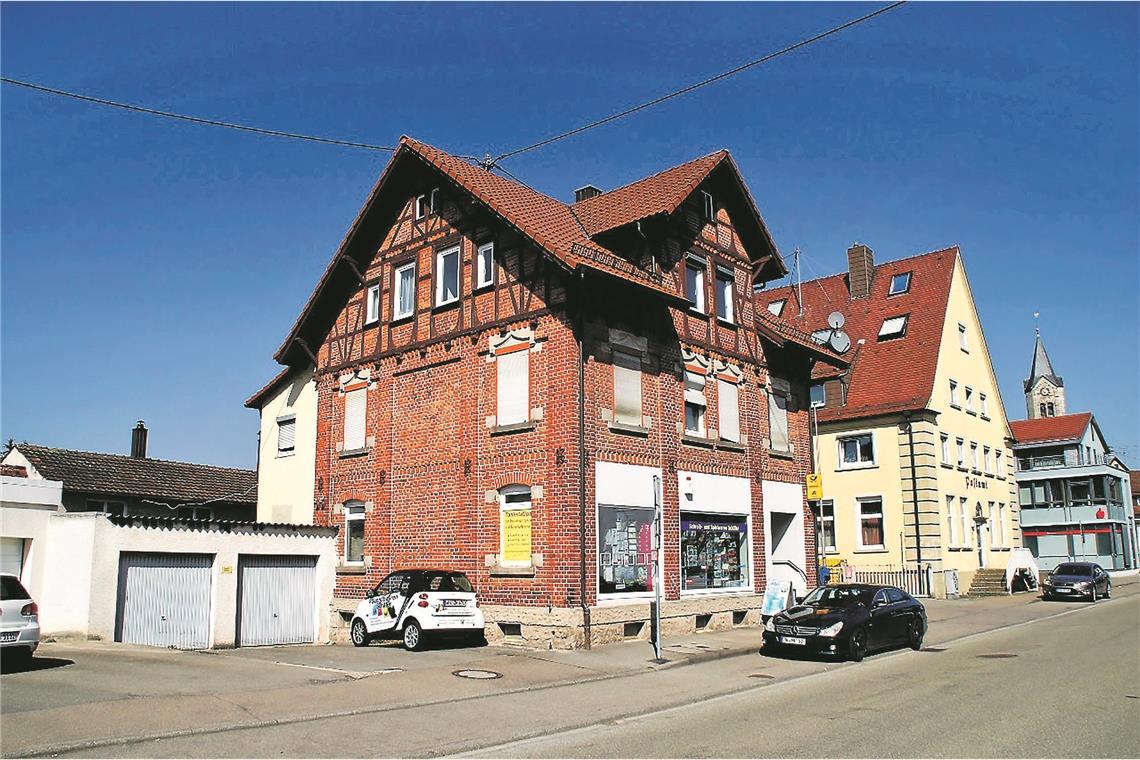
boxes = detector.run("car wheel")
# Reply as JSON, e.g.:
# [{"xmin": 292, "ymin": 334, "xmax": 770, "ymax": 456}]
[
  {"xmin": 908, "ymin": 619, "xmax": 925, "ymax": 651},
  {"xmin": 1090, "ymin": 586, "xmax": 1098, "ymax": 602},
  {"xmin": 1104, "ymin": 582, "xmax": 1112, "ymax": 599},
  {"xmin": 350, "ymin": 619, "xmax": 370, "ymax": 647},
  {"xmin": 403, "ymin": 620, "xmax": 424, "ymax": 652},
  {"xmin": 848, "ymin": 628, "xmax": 867, "ymax": 662}
]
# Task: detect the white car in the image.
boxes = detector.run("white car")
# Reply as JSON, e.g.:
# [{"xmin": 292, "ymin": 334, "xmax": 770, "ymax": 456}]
[
  {"xmin": 350, "ymin": 569, "xmax": 485, "ymax": 651},
  {"xmin": 1, "ymin": 574, "xmax": 40, "ymax": 666}
]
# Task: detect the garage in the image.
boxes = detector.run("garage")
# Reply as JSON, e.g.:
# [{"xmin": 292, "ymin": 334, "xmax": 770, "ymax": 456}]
[
  {"xmin": 116, "ymin": 552, "xmax": 213, "ymax": 649},
  {"xmin": 237, "ymin": 554, "xmax": 317, "ymax": 646},
  {"xmin": 1, "ymin": 537, "xmax": 26, "ymax": 578}
]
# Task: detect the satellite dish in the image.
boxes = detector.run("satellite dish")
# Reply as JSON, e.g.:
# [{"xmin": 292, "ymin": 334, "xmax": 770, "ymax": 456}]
[
  {"xmin": 829, "ymin": 330, "xmax": 851, "ymax": 354},
  {"xmin": 828, "ymin": 311, "xmax": 846, "ymax": 330}
]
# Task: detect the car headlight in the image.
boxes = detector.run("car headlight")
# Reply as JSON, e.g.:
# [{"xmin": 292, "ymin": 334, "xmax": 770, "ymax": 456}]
[
  {"xmin": 764, "ymin": 618, "xmax": 776, "ymax": 632},
  {"xmin": 818, "ymin": 621, "xmax": 844, "ymax": 637},
  {"xmin": 1075, "ymin": 581, "xmax": 1091, "ymax": 589}
]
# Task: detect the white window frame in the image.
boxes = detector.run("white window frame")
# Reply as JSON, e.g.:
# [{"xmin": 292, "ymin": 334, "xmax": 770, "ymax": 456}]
[
  {"xmin": 820, "ymin": 500, "xmax": 836, "ymax": 552},
  {"xmin": 970, "ymin": 442, "xmax": 979, "ymax": 472},
  {"xmin": 878, "ymin": 315, "xmax": 908, "ymax": 340},
  {"xmin": 435, "ymin": 245, "xmax": 461, "ymax": 307},
  {"xmin": 499, "ymin": 485, "xmax": 532, "ymax": 568},
  {"xmin": 393, "ymin": 261, "xmax": 416, "ymax": 321},
  {"xmin": 715, "ymin": 267, "xmax": 734, "ymax": 323},
  {"xmin": 856, "ymin": 496, "xmax": 886, "ymax": 551},
  {"xmin": 344, "ymin": 502, "xmax": 365, "ymax": 565},
  {"xmin": 767, "ymin": 385, "xmax": 791, "ymax": 453},
  {"xmin": 365, "ymin": 284, "xmax": 381, "ymax": 324},
  {"xmin": 717, "ymin": 376, "xmax": 740, "ymax": 443},
  {"xmin": 983, "ymin": 446, "xmax": 993, "ymax": 475},
  {"xmin": 949, "ymin": 379, "xmax": 960, "ymax": 408},
  {"xmin": 702, "ymin": 190, "xmax": 715, "ymax": 221},
  {"xmin": 686, "ymin": 257, "xmax": 706, "ymax": 313},
  {"xmin": 956, "ymin": 437, "xmax": 966, "ymax": 468},
  {"xmin": 415, "ymin": 194, "xmax": 427, "ymax": 220},
  {"xmin": 940, "ymin": 433, "xmax": 950, "ymax": 465},
  {"xmin": 810, "ymin": 329, "xmax": 832, "ymax": 345},
  {"xmin": 810, "ymin": 383, "xmax": 826, "ymax": 409},
  {"xmin": 613, "ymin": 349, "xmax": 643, "ymax": 427},
  {"xmin": 343, "ymin": 387, "xmax": 367, "ymax": 452},
  {"xmin": 888, "ymin": 271, "xmax": 911, "ymax": 295},
  {"xmin": 475, "ymin": 241, "xmax": 495, "ymax": 289},
  {"xmin": 684, "ymin": 369, "xmax": 707, "ymax": 437},
  {"xmin": 958, "ymin": 323, "xmax": 969, "ymax": 352},
  {"xmin": 946, "ymin": 494, "xmax": 958, "ymax": 547},
  {"xmin": 980, "ymin": 392, "xmax": 988, "ymax": 418},
  {"xmin": 767, "ymin": 299, "xmax": 785, "ymax": 317},
  {"xmin": 276, "ymin": 416, "xmax": 296, "ymax": 457},
  {"xmin": 965, "ymin": 386, "xmax": 975, "ymax": 414},
  {"xmin": 495, "ymin": 344, "xmax": 530, "ymax": 427},
  {"xmin": 996, "ymin": 450, "xmax": 1004, "ymax": 478},
  {"xmin": 429, "ymin": 187, "xmax": 439, "ymax": 214},
  {"xmin": 837, "ymin": 432, "xmax": 876, "ymax": 470},
  {"xmin": 960, "ymin": 497, "xmax": 970, "ymax": 547}
]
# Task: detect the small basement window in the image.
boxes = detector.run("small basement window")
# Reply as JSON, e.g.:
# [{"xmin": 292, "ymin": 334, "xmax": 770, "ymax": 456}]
[
  {"xmin": 878, "ymin": 315, "xmax": 908, "ymax": 340},
  {"xmin": 732, "ymin": 610, "xmax": 748, "ymax": 626},
  {"xmin": 695, "ymin": 614, "xmax": 712, "ymax": 630},
  {"xmin": 498, "ymin": 622, "xmax": 522, "ymax": 638},
  {"xmin": 623, "ymin": 621, "xmax": 645, "ymax": 639},
  {"xmin": 888, "ymin": 272, "xmax": 911, "ymax": 295}
]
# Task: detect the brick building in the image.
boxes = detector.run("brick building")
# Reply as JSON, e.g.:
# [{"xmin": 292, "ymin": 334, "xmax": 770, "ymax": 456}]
[{"xmin": 268, "ymin": 136, "xmax": 842, "ymax": 647}]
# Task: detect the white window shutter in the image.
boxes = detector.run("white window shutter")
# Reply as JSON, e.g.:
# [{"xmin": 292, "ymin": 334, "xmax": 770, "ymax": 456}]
[
  {"xmin": 497, "ymin": 349, "xmax": 529, "ymax": 425},
  {"xmin": 769, "ymin": 392, "xmax": 790, "ymax": 451},
  {"xmin": 718, "ymin": 379, "xmax": 739, "ymax": 442},
  {"xmin": 613, "ymin": 351, "xmax": 642, "ymax": 425},
  {"xmin": 344, "ymin": 389, "xmax": 366, "ymax": 450},
  {"xmin": 277, "ymin": 419, "xmax": 296, "ymax": 453}
]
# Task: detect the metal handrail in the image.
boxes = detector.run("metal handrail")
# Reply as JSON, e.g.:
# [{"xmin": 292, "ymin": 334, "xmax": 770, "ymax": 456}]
[{"xmin": 773, "ymin": 558, "xmax": 809, "ymax": 581}]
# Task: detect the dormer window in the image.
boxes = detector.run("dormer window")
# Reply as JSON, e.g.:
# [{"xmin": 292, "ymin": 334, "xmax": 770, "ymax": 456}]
[
  {"xmin": 888, "ymin": 272, "xmax": 911, "ymax": 295},
  {"xmin": 702, "ymin": 191, "xmax": 715, "ymax": 221},
  {"xmin": 810, "ymin": 329, "xmax": 831, "ymax": 345},
  {"xmin": 878, "ymin": 315, "xmax": 908, "ymax": 340},
  {"xmin": 767, "ymin": 300, "xmax": 786, "ymax": 317}
]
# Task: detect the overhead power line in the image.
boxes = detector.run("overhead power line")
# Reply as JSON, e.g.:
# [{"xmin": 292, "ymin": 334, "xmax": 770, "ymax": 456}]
[
  {"xmin": 0, "ymin": 76, "xmax": 401, "ymax": 152},
  {"xmin": 493, "ymin": 1, "xmax": 907, "ymax": 164}
]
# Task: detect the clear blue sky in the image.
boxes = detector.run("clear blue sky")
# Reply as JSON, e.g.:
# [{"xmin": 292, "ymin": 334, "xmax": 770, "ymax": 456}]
[{"xmin": 3, "ymin": 2, "xmax": 1137, "ymax": 469}]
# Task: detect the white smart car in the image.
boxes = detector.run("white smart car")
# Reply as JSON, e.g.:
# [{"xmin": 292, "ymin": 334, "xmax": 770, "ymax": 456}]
[
  {"xmin": 1, "ymin": 574, "xmax": 40, "ymax": 666},
  {"xmin": 350, "ymin": 569, "xmax": 485, "ymax": 651}
]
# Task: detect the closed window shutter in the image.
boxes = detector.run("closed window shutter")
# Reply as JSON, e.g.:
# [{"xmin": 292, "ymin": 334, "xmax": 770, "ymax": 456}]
[
  {"xmin": 613, "ymin": 351, "xmax": 642, "ymax": 425},
  {"xmin": 344, "ymin": 389, "xmax": 366, "ymax": 450},
  {"xmin": 497, "ymin": 349, "xmax": 529, "ymax": 425},
  {"xmin": 277, "ymin": 419, "xmax": 296, "ymax": 453},
  {"xmin": 718, "ymin": 379, "xmax": 739, "ymax": 442},
  {"xmin": 769, "ymin": 392, "xmax": 789, "ymax": 451}
]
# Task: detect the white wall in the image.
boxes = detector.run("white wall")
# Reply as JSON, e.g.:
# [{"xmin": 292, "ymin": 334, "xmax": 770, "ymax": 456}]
[
  {"xmin": 255, "ymin": 367, "xmax": 317, "ymax": 524},
  {"xmin": 1, "ymin": 475, "xmax": 64, "ymax": 605},
  {"xmin": 762, "ymin": 480, "xmax": 808, "ymax": 597}
]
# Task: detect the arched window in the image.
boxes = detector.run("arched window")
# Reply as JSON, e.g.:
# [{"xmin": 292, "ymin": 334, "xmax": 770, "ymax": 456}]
[{"xmin": 499, "ymin": 486, "xmax": 532, "ymax": 568}]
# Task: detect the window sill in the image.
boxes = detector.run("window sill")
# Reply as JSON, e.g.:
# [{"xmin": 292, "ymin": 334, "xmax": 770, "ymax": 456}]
[
  {"xmin": 991, "ymin": 547, "xmax": 1011, "ymax": 552},
  {"xmin": 981, "ymin": 415, "xmax": 991, "ymax": 422},
  {"xmin": 491, "ymin": 421, "xmax": 537, "ymax": 437},
  {"xmin": 688, "ymin": 306, "xmax": 707, "ymax": 317},
  {"xmin": 966, "ymin": 410, "xmax": 977, "ymax": 417},
  {"xmin": 337, "ymin": 564, "xmax": 367, "ymax": 575},
  {"xmin": 716, "ymin": 318, "xmax": 737, "ymax": 329},
  {"xmin": 339, "ymin": 447, "xmax": 371, "ymax": 459},
  {"xmin": 682, "ymin": 434, "xmax": 715, "ymax": 449},
  {"xmin": 717, "ymin": 439, "xmax": 746, "ymax": 453},
  {"xmin": 950, "ymin": 404, "xmax": 961, "ymax": 411},
  {"xmin": 837, "ymin": 462, "xmax": 877, "ymax": 472},
  {"xmin": 853, "ymin": 547, "xmax": 888, "ymax": 554},
  {"xmin": 365, "ymin": 318, "xmax": 379, "ymax": 327},
  {"xmin": 609, "ymin": 422, "xmax": 650, "ymax": 438},
  {"xmin": 948, "ymin": 546, "xmax": 971, "ymax": 552},
  {"xmin": 391, "ymin": 313, "xmax": 414, "ymax": 326},
  {"xmin": 768, "ymin": 448, "xmax": 795, "ymax": 460},
  {"xmin": 489, "ymin": 565, "xmax": 537, "ymax": 578},
  {"xmin": 957, "ymin": 465, "xmax": 968, "ymax": 472},
  {"xmin": 276, "ymin": 451, "xmax": 296, "ymax": 459},
  {"xmin": 432, "ymin": 298, "xmax": 460, "ymax": 313},
  {"xmin": 941, "ymin": 462, "xmax": 953, "ymax": 469},
  {"xmin": 474, "ymin": 282, "xmax": 494, "ymax": 293}
]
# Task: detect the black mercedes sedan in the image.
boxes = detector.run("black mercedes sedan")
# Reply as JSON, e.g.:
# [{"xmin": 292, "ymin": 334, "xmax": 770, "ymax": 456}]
[
  {"xmin": 762, "ymin": 583, "xmax": 927, "ymax": 662},
  {"xmin": 1042, "ymin": 562, "xmax": 1112, "ymax": 602}
]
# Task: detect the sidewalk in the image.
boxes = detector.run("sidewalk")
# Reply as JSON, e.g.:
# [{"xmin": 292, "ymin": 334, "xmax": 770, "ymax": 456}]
[{"xmin": 3, "ymin": 576, "xmax": 1136, "ymax": 758}]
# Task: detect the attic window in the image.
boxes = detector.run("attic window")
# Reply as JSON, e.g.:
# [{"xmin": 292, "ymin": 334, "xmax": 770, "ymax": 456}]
[
  {"xmin": 768, "ymin": 300, "xmax": 786, "ymax": 317},
  {"xmin": 702, "ymin": 191, "xmax": 715, "ymax": 221},
  {"xmin": 415, "ymin": 188, "xmax": 439, "ymax": 220},
  {"xmin": 810, "ymin": 329, "xmax": 831, "ymax": 345},
  {"xmin": 888, "ymin": 272, "xmax": 912, "ymax": 295},
  {"xmin": 878, "ymin": 315, "xmax": 909, "ymax": 340}
]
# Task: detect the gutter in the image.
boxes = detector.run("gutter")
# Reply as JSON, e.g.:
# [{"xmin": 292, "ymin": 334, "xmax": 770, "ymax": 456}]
[{"xmin": 576, "ymin": 270, "xmax": 592, "ymax": 649}]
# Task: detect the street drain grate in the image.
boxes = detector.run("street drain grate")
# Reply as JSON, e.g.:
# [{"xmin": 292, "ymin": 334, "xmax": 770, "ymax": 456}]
[
  {"xmin": 453, "ymin": 669, "xmax": 503, "ymax": 680},
  {"xmin": 920, "ymin": 646, "xmax": 948, "ymax": 652},
  {"xmin": 976, "ymin": 653, "xmax": 1018, "ymax": 659},
  {"xmin": 748, "ymin": 673, "xmax": 776, "ymax": 679}
]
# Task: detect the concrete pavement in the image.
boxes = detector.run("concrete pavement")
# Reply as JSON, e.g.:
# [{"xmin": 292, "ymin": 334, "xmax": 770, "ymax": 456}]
[{"xmin": 2, "ymin": 574, "xmax": 1136, "ymax": 758}]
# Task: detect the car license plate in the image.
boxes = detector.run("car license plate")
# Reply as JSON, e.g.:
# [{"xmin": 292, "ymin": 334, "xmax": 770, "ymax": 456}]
[
  {"xmin": 1055, "ymin": 588, "xmax": 1071, "ymax": 593},
  {"xmin": 442, "ymin": 599, "xmax": 466, "ymax": 608},
  {"xmin": 0, "ymin": 632, "xmax": 17, "ymax": 643},
  {"xmin": 779, "ymin": 636, "xmax": 806, "ymax": 646}
]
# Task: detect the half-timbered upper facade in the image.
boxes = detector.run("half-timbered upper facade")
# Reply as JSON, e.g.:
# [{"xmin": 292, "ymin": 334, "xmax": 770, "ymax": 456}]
[{"xmin": 267, "ymin": 136, "xmax": 843, "ymax": 648}]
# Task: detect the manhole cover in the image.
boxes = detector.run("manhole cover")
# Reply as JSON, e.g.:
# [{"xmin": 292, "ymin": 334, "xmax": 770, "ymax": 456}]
[
  {"xmin": 748, "ymin": 673, "xmax": 775, "ymax": 679},
  {"xmin": 976, "ymin": 653, "xmax": 1018, "ymax": 659},
  {"xmin": 920, "ymin": 647, "xmax": 948, "ymax": 652},
  {"xmin": 453, "ymin": 669, "xmax": 503, "ymax": 680}
]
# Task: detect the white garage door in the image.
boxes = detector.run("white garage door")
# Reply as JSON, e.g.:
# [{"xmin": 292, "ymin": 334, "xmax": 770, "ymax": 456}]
[
  {"xmin": 238, "ymin": 555, "xmax": 317, "ymax": 647},
  {"xmin": 1, "ymin": 537, "xmax": 26, "ymax": 578},
  {"xmin": 117, "ymin": 553, "xmax": 213, "ymax": 649}
]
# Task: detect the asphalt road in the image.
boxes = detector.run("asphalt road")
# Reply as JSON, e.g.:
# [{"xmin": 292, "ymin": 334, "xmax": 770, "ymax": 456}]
[{"xmin": 472, "ymin": 595, "xmax": 1140, "ymax": 759}]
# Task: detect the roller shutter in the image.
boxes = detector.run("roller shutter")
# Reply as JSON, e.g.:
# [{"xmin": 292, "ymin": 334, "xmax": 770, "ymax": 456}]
[
  {"xmin": 237, "ymin": 555, "xmax": 317, "ymax": 647},
  {"xmin": 117, "ymin": 553, "xmax": 213, "ymax": 649}
]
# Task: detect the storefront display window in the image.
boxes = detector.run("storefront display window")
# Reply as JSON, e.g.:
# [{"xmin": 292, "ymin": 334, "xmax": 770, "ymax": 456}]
[
  {"xmin": 598, "ymin": 506, "xmax": 654, "ymax": 595},
  {"xmin": 680, "ymin": 513, "xmax": 749, "ymax": 591}
]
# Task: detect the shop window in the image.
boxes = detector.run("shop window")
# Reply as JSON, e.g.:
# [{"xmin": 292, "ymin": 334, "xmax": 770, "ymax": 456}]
[
  {"xmin": 496, "ymin": 344, "xmax": 530, "ymax": 426},
  {"xmin": 1095, "ymin": 531, "xmax": 1113, "ymax": 557},
  {"xmin": 613, "ymin": 350, "xmax": 643, "ymax": 426},
  {"xmin": 344, "ymin": 502, "xmax": 365, "ymax": 565},
  {"xmin": 819, "ymin": 500, "xmax": 836, "ymax": 552},
  {"xmin": 684, "ymin": 369, "xmax": 707, "ymax": 436},
  {"xmin": 598, "ymin": 506, "xmax": 655, "ymax": 596},
  {"xmin": 858, "ymin": 497, "xmax": 885, "ymax": 550},
  {"xmin": 838, "ymin": 433, "xmax": 874, "ymax": 468},
  {"xmin": 680, "ymin": 513, "xmax": 749, "ymax": 591},
  {"xmin": 499, "ymin": 486, "xmax": 532, "ymax": 568},
  {"xmin": 1024, "ymin": 535, "xmax": 1039, "ymax": 558}
]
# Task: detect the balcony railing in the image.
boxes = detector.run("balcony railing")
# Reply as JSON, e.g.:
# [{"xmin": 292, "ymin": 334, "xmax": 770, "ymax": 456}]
[
  {"xmin": 1017, "ymin": 454, "xmax": 1067, "ymax": 471},
  {"xmin": 1019, "ymin": 503, "xmax": 1127, "ymax": 527}
]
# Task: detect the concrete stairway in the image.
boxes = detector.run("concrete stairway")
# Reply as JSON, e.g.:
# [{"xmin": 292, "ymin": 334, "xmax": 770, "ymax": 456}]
[{"xmin": 967, "ymin": 568, "xmax": 1008, "ymax": 597}]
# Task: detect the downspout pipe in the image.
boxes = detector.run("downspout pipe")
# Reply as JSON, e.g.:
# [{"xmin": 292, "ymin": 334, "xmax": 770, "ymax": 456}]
[
  {"xmin": 903, "ymin": 411, "xmax": 924, "ymax": 578},
  {"xmin": 577, "ymin": 270, "xmax": 591, "ymax": 649}
]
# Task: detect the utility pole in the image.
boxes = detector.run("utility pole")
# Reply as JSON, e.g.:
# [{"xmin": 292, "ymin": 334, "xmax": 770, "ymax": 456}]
[{"xmin": 651, "ymin": 475, "xmax": 666, "ymax": 663}]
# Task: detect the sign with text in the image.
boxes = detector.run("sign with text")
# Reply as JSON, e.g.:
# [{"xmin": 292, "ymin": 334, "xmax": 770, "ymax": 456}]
[
  {"xmin": 806, "ymin": 473, "xmax": 824, "ymax": 501},
  {"xmin": 761, "ymin": 579, "xmax": 793, "ymax": 616},
  {"xmin": 501, "ymin": 508, "xmax": 532, "ymax": 564}
]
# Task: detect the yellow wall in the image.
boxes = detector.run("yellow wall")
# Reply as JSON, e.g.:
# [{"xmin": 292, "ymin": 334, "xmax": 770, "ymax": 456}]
[
  {"xmin": 255, "ymin": 367, "xmax": 317, "ymax": 524},
  {"xmin": 815, "ymin": 252, "xmax": 1019, "ymax": 593}
]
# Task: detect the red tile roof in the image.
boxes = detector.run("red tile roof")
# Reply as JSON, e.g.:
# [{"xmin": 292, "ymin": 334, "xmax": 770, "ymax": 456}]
[
  {"xmin": 755, "ymin": 247, "xmax": 959, "ymax": 422},
  {"xmin": 1009, "ymin": 413, "xmax": 1092, "ymax": 445},
  {"xmin": 275, "ymin": 136, "xmax": 786, "ymax": 365}
]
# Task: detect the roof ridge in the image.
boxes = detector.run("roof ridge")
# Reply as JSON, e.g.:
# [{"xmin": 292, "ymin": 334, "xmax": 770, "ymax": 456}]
[
  {"xmin": 571, "ymin": 149, "xmax": 728, "ymax": 208},
  {"xmin": 18, "ymin": 442, "xmax": 254, "ymax": 473},
  {"xmin": 759, "ymin": 246, "xmax": 961, "ymax": 295}
]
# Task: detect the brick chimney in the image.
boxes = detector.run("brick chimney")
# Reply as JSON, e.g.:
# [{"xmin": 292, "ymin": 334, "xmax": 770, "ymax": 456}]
[
  {"xmin": 131, "ymin": 420, "xmax": 148, "ymax": 459},
  {"xmin": 847, "ymin": 243, "xmax": 875, "ymax": 299}
]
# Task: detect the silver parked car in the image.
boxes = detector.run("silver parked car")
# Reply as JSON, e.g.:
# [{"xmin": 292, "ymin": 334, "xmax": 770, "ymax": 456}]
[{"xmin": 1, "ymin": 574, "xmax": 40, "ymax": 666}]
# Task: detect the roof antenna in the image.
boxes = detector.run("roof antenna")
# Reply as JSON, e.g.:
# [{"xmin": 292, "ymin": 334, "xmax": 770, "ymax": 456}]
[
  {"xmin": 479, "ymin": 154, "xmax": 496, "ymax": 170},
  {"xmin": 794, "ymin": 247, "xmax": 804, "ymax": 317}
]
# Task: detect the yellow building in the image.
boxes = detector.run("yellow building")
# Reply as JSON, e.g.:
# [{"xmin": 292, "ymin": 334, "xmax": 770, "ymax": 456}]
[
  {"xmin": 246, "ymin": 365, "xmax": 317, "ymax": 524},
  {"xmin": 757, "ymin": 244, "xmax": 1021, "ymax": 597}
]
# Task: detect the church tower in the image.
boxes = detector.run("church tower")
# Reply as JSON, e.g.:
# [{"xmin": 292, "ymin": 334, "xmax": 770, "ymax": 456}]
[{"xmin": 1024, "ymin": 326, "xmax": 1065, "ymax": 419}]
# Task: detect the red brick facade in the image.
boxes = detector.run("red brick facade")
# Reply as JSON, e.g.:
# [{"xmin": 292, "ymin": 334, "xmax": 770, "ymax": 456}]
[{"xmin": 289, "ymin": 139, "xmax": 825, "ymax": 644}]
